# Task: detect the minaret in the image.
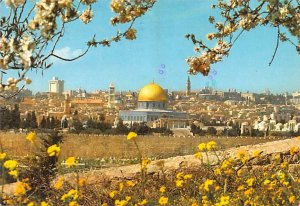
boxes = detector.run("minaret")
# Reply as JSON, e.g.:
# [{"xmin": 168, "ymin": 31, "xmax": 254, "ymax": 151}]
[
  {"xmin": 186, "ymin": 76, "xmax": 191, "ymax": 96},
  {"xmin": 108, "ymin": 82, "xmax": 115, "ymax": 108}
]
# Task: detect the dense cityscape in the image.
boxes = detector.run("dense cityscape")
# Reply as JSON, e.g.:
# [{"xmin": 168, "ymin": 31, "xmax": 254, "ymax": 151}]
[{"xmin": 1, "ymin": 76, "xmax": 300, "ymax": 137}]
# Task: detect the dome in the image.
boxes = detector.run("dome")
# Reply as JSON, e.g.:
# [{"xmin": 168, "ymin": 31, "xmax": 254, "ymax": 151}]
[{"xmin": 138, "ymin": 82, "xmax": 167, "ymax": 102}]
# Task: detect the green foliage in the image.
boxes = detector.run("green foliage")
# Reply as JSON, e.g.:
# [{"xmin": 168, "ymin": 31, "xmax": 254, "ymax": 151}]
[{"xmin": 0, "ymin": 105, "xmax": 21, "ymax": 130}]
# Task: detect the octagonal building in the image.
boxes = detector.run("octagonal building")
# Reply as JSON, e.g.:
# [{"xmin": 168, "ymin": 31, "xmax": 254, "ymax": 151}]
[{"xmin": 119, "ymin": 82, "xmax": 187, "ymax": 128}]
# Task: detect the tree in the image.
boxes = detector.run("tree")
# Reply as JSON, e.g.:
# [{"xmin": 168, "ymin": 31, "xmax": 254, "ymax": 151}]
[
  {"xmin": 30, "ymin": 111, "xmax": 38, "ymax": 129},
  {"xmin": 86, "ymin": 118, "xmax": 97, "ymax": 129},
  {"xmin": 9, "ymin": 104, "xmax": 21, "ymax": 129},
  {"xmin": 0, "ymin": 107, "xmax": 10, "ymax": 129},
  {"xmin": 73, "ymin": 119, "xmax": 83, "ymax": 133},
  {"xmin": 116, "ymin": 119, "xmax": 129, "ymax": 134},
  {"xmin": 207, "ymin": 126, "xmax": 217, "ymax": 135},
  {"xmin": 0, "ymin": 0, "xmax": 155, "ymax": 98},
  {"xmin": 186, "ymin": 0, "xmax": 299, "ymax": 76},
  {"xmin": 40, "ymin": 116, "xmax": 46, "ymax": 129}
]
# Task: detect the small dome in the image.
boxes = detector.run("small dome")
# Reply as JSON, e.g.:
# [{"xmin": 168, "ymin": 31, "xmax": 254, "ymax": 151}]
[{"xmin": 138, "ymin": 82, "xmax": 167, "ymax": 102}]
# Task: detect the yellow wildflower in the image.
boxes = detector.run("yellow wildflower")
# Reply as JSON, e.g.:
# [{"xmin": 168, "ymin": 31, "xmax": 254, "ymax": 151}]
[
  {"xmin": 283, "ymin": 181, "xmax": 289, "ymax": 186},
  {"xmin": 236, "ymin": 149, "xmax": 247, "ymax": 159},
  {"xmin": 241, "ymin": 156, "xmax": 248, "ymax": 164},
  {"xmin": 47, "ymin": 144, "xmax": 60, "ymax": 157},
  {"xmin": 290, "ymin": 146, "xmax": 299, "ymax": 155},
  {"xmin": 198, "ymin": 143, "xmax": 206, "ymax": 151},
  {"xmin": 27, "ymin": 202, "xmax": 35, "ymax": 206},
  {"xmin": 61, "ymin": 189, "xmax": 78, "ymax": 202},
  {"xmin": 263, "ymin": 179, "xmax": 271, "ymax": 185},
  {"xmin": 252, "ymin": 150, "xmax": 261, "ymax": 158},
  {"xmin": 158, "ymin": 196, "xmax": 168, "ymax": 205},
  {"xmin": 191, "ymin": 203, "xmax": 199, "ymax": 206},
  {"xmin": 137, "ymin": 199, "xmax": 148, "ymax": 205},
  {"xmin": 237, "ymin": 169, "xmax": 243, "ymax": 177},
  {"xmin": 289, "ymin": 196, "xmax": 295, "ymax": 203},
  {"xmin": 69, "ymin": 201, "xmax": 78, "ymax": 206},
  {"xmin": 4, "ymin": 159, "xmax": 18, "ymax": 171},
  {"xmin": 41, "ymin": 202, "xmax": 49, "ymax": 206},
  {"xmin": 54, "ymin": 177, "xmax": 64, "ymax": 190},
  {"xmin": 115, "ymin": 199, "xmax": 127, "ymax": 206},
  {"xmin": 109, "ymin": 190, "xmax": 118, "ymax": 198},
  {"xmin": 280, "ymin": 161, "xmax": 288, "ymax": 168},
  {"xmin": 215, "ymin": 185, "xmax": 221, "ymax": 191},
  {"xmin": 176, "ymin": 172, "xmax": 184, "ymax": 179},
  {"xmin": 244, "ymin": 188, "xmax": 253, "ymax": 196},
  {"xmin": 206, "ymin": 141, "xmax": 216, "ymax": 150},
  {"xmin": 8, "ymin": 170, "xmax": 18, "ymax": 178},
  {"xmin": 194, "ymin": 152, "xmax": 202, "ymax": 159},
  {"xmin": 125, "ymin": 196, "xmax": 131, "ymax": 202},
  {"xmin": 246, "ymin": 178, "xmax": 255, "ymax": 187},
  {"xmin": 201, "ymin": 195, "xmax": 209, "ymax": 205},
  {"xmin": 79, "ymin": 178, "xmax": 87, "ymax": 186},
  {"xmin": 127, "ymin": 132, "xmax": 137, "ymax": 140},
  {"xmin": 224, "ymin": 169, "xmax": 234, "ymax": 176},
  {"xmin": 126, "ymin": 180, "xmax": 135, "ymax": 187},
  {"xmin": 141, "ymin": 158, "xmax": 151, "ymax": 170},
  {"xmin": 102, "ymin": 204, "xmax": 108, "ymax": 206},
  {"xmin": 176, "ymin": 179, "xmax": 184, "ymax": 187},
  {"xmin": 15, "ymin": 181, "xmax": 31, "ymax": 196},
  {"xmin": 119, "ymin": 182, "xmax": 124, "ymax": 191},
  {"xmin": 237, "ymin": 185, "xmax": 244, "ymax": 191},
  {"xmin": 277, "ymin": 171, "xmax": 285, "ymax": 179},
  {"xmin": 26, "ymin": 131, "xmax": 36, "ymax": 143},
  {"xmin": 0, "ymin": 152, "xmax": 6, "ymax": 160},
  {"xmin": 66, "ymin": 157, "xmax": 76, "ymax": 167},
  {"xmin": 159, "ymin": 186, "xmax": 166, "ymax": 193},
  {"xmin": 221, "ymin": 159, "xmax": 232, "ymax": 169},
  {"xmin": 219, "ymin": 196, "xmax": 230, "ymax": 205},
  {"xmin": 184, "ymin": 174, "xmax": 192, "ymax": 180},
  {"xmin": 214, "ymin": 168, "xmax": 221, "ymax": 175},
  {"xmin": 203, "ymin": 179, "xmax": 214, "ymax": 191}
]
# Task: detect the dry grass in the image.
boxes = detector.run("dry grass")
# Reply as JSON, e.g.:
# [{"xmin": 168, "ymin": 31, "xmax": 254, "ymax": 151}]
[{"xmin": 0, "ymin": 132, "xmax": 288, "ymax": 159}]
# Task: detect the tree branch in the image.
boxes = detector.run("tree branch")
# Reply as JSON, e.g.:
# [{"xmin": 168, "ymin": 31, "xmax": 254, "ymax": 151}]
[{"xmin": 268, "ymin": 26, "xmax": 280, "ymax": 66}]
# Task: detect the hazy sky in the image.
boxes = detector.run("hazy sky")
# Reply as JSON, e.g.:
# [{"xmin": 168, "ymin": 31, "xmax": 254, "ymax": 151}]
[{"xmin": 26, "ymin": 0, "xmax": 300, "ymax": 94}]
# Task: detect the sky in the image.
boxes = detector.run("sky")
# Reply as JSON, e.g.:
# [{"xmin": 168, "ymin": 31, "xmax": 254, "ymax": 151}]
[{"xmin": 25, "ymin": 0, "xmax": 300, "ymax": 94}]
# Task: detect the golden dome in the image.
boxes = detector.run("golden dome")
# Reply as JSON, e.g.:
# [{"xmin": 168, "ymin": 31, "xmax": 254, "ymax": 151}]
[{"xmin": 138, "ymin": 82, "xmax": 168, "ymax": 102}]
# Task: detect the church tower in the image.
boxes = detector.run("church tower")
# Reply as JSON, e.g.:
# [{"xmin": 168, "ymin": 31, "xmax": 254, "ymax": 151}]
[{"xmin": 186, "ymin": 76, "xmax": 191, "ymax": 96}]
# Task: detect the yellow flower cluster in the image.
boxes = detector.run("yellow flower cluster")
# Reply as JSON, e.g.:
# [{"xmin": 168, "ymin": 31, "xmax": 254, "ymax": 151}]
[
  {"xmin": 61, "ymin": 189, "xmax": 78, "ymax": 202},
  {"xmin": 175, "ymin": 172, "xmax": 193, "ymax": 188},
  {"xmin": 0, "ymin": 152, "xmax": 7, "ymax": 160},
  {"xmin": 26, "ymin": 131, "xmax": 36, "ymax": 144},
  {"xmin": 127, "ymin": 132, "xmax": 137, "ymax": 140},
  {"xmin": 115, "ymin": 196, "xmax": 131, "ymax": 206},
  {"xmin": 53, "ymin": 177, "xmax": 65, "ymax": 190},
  {"xmin": 236, "ymin": 149, "xmax": 249, "ymax": 164},
  {"xmin": 141, "ymin": 158, "xmax": 151, "ymax": 171},
  {"xmin": 65, "ymin": 157, "xmax": 76, "ymax": 167},
  {"xmin": 197, "ymin": 141, "xmax": 217, "ymax": 152},
  {"xmin": 4, "ymin": 159, "xmax": 18, "ymax": 178},
  {"xmin": 47, "ymin": 144, "xmax": 60, "ymax": 157},
  {"xmin": 4, "ymin": 159, "xmax": 18, "ymax": 170},
  {"xmin": 158, "ymin": 196, "xmax": 168, "ymax": 205}
]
